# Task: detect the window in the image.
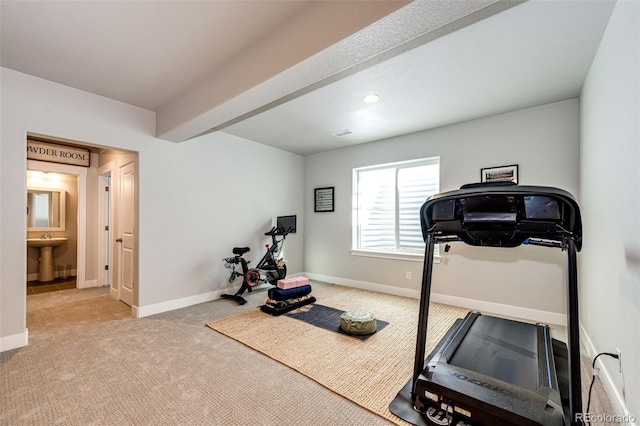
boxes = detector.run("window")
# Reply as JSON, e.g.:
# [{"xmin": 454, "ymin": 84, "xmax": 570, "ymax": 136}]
[{"xmin": 352, "ymin": 157, "xmax": 440, "ymax": 259}]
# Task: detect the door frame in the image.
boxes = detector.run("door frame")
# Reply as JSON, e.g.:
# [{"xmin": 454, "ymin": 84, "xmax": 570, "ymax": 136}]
[{"xmin": 97, "ymin": 164, "xmax": 114, "ymax": 288}]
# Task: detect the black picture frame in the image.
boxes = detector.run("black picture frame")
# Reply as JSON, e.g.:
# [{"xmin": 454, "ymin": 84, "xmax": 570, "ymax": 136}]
[
  {"xmin": 314, "ymin": 187, "xmax": 334, "ymax": 212},
  {"xmin": 481, "ymin": 164, "xmax": 519, "ymax": 184}
]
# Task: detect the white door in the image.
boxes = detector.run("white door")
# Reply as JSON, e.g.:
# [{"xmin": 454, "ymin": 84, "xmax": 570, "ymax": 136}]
[{"xmin": 117, "ymin": 161, "xmax": 135, "ymax": 306}]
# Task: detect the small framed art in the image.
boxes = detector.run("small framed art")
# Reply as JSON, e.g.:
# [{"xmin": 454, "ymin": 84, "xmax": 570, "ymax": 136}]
[
  {"xmin": 481, "ymin": 164, "xmax": 518, "ymax": 184},
  {"xmin": 314, "ymin": 187, "xmax": 334, "ymax": 212}
]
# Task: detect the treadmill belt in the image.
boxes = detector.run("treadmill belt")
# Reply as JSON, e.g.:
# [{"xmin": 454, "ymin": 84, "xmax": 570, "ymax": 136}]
[{"xmin": 448, "ymin": 315, "xmax": 539, "ymax": 391}]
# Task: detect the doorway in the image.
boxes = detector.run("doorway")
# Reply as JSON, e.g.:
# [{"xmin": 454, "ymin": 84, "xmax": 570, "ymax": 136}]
[
  {"xmin": 26, "ymin": 168, "xmax": 79, "ymax": 294},
  {"xmin": 26, "ymin": 136, "xmax": 138, "ymax": 309},
  {"xmin": 26, "ymin": 162, "xmax": 87, "ymax": 289}
]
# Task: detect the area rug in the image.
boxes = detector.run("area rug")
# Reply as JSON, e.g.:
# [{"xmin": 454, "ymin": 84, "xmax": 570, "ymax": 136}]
[
  {"xmin": 284, "ymin": 303, "xmax": 389, "ymax": 341},
  {"xmin": 207, "ymin": 284, "xmax": 469, "ymax": 425}
]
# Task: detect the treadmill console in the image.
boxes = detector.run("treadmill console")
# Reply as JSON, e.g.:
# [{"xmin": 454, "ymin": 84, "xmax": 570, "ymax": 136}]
[{"xmin": 421, "ymin": 183, "xmax": 582, "ymax": 249}]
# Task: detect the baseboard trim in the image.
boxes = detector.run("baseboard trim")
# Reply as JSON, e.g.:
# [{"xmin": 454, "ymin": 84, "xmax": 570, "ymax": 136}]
[
  {"xmin": 132, "ymin": 274, "xmax": 311, "ymax": 318},
  {"xmin": 305, "ymin": 272, "xmax": 422, "ymax": 299},
  {"xmin": 78, "ymin": 279, "xmax": 97, "ymax": 289},
  {"xmin": 0, "ymin": 329, "xmax": 29, "ymax": 352},
  {"xmin": 27, "ymin": 272, "xmax": 81, "ymax": 282},
  {"xmin": 132, "ymin": 273, "xmax": 316, "ymax": 318},
  {"xmin": 134, "ymin": 289, "xmax": 232, "ymax": 318},
  {"xmin": 580, "ymin": 324, "xmax": 636, "ymax": 425},
  {"xmin": 431, "ymin": 293, "xmax": 566, "ymax": 326},
  {"xmin": 304, "ymin": 272, "xmax": 567, "ymax": 326}
]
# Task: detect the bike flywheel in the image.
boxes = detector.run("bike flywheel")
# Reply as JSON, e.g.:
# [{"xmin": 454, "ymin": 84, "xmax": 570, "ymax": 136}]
[{"xmin": 245, "ymin": 269, "xmax": 261, "ymax": 287}]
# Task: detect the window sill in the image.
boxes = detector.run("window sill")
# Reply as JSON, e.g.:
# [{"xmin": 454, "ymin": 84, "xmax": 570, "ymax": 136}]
[{"xmin": 350, "ymin": 249, "xmax": 442, "ymax": 263}]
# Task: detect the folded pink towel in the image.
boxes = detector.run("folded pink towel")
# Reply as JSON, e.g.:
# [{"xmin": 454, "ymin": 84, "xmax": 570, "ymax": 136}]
[
  {"xmin": 277, "ymin": 276, "xmax": 310, "ymax": 289},
  {"xmin": 294, "ymin": 276, "xmax": 309, "ymax": 286},
  {"xmin": 277, "ymin": 278, "xmax": 298, "ymax": 289}
]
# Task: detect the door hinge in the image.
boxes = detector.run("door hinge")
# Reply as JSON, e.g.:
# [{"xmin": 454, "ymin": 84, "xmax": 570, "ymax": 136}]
[
  {"xmin": 105, "ymin": 186, "xmax": 109, "ymax": 192},
  {"xmin": 104, "ymin": 265, "xmax": 109, "ymax": 271},
  {"xmin": 105, "ymin": 225, "xmax": 109, "ymax": 231}
]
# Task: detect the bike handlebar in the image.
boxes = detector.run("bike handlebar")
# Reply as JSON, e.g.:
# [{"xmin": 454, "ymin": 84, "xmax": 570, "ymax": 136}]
[{"xmin": 265, "ymin": 226, "xmax": 291, "ymax": 236}]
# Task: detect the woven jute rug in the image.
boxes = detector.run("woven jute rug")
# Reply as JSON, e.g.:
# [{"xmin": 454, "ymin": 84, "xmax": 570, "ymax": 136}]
[{"xmin": 207, "ymin": 284, "xmax": 469, "ymax": 425}]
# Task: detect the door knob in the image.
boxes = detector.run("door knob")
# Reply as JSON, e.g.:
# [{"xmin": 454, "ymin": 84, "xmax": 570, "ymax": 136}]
[{"xmin": 115, "ymin": 238, "xmax": 123, "ymax": 243}]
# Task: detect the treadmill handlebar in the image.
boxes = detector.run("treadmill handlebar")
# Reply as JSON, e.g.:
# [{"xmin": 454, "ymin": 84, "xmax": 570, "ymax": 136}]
[{"xmin": 524, "ymin": 238, "xmax": 564, "ymax": 248}]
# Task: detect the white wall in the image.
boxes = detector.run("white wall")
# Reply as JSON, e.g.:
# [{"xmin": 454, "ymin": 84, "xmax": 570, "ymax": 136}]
[
  {"xmin": 1, "ymin": 67, "xmax": 154, "ymax": 349},
  {"xmin": 580, "ymin": 0, "xmax": 639, "ymax": 420},
  {"xmin": 137, "ymin": 131, "xmax": 304, "ymax": 311},
  {"xmin": 0, "ymin": 68, "xmax": 304, "ymax": 350},
  {"xmin": 304, "ymin": 99, "xmax": 580, "ymax": 323}
]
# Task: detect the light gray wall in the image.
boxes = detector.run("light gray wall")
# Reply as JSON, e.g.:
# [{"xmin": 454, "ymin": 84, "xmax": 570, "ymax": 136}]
[
  {"xmin": 580, "ymin": 0, "xmax": 639, "ymax": 419},
  {"xmin": 0, "ymin": 68, "xmax": 304, "ymax": 349},
  {"xmin": 1, "ymin": 67, "xmax": 156, "ymax": 346},
  {"xmin": 304, "ymin": 99, "xmax": 580, "ymax": 318},
  {"xmin": 138, "ymin": 131, "xmax": 304, "ymax": 306}
]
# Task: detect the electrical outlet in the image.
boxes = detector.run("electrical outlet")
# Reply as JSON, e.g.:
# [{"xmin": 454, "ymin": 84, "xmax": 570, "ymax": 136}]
[{"xmin": 406, "ymin": 271, "xmax": 412, "ymax": 280}]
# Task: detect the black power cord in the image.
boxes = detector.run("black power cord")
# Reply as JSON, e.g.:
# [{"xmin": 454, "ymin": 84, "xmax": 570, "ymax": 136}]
[{"xmin": 585, "ymin": 352, "xmax": 619, "ymax": 426}]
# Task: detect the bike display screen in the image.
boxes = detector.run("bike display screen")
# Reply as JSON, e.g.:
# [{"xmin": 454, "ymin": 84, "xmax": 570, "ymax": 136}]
[{"xmin": 277, "ymin": 215, "xmax": 296, "ymax": 233}]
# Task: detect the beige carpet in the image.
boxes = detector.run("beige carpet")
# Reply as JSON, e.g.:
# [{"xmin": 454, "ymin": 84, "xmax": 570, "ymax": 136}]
[
  {"xmin": 5, "ymin": 285, "xmax": 398, "ymax": 425},
  {"xmin": 4, "ymin": 283, "xmax": 615, "ymax": 425},
  {"xmin": 207, "ymin": 284, "xmax": 470, "ymax": 425}
]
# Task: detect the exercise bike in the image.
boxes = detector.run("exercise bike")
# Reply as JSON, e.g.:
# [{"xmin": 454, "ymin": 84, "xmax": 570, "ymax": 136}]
[{"xmin": 221, "ymin": 227, "xmax": 290, "ymax": 305}]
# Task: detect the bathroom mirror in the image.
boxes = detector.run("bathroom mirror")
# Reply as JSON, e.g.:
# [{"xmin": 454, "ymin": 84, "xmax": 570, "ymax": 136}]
[{"xmin": 27, "ymin": 187, "xmax": 66, "ymax": 231}]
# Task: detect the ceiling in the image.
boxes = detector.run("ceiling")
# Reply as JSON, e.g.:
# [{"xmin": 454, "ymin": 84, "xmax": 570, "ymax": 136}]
[
  {"xmin": 1, "ymin": 0, "xmax": 312, "ymax": 111},
  {"xmin": 1, "ymin": 1, "xmax": 616, "ymax": 156}
]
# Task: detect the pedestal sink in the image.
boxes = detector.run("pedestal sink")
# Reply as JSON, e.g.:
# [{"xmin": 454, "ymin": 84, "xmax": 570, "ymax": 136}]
[{"xmin": 27, "ymin": 238, "xmax": 68, "ymax": 282}]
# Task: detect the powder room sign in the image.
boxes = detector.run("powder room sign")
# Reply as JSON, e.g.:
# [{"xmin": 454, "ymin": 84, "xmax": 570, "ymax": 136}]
[{"xmin": 27, "ymin": 140, "xmax": 90, "ymax": 167}]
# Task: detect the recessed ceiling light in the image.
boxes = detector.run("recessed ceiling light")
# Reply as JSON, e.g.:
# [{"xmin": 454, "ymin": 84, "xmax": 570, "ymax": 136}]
[{"xmin": 363, "ymin": 94, "xmax": 380, "ymax": 104}]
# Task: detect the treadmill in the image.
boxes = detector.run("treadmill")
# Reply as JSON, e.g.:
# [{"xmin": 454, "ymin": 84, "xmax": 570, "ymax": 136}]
[{"xmin": 390, "ymin": 182, "xmax": 583, "ymax": 426}]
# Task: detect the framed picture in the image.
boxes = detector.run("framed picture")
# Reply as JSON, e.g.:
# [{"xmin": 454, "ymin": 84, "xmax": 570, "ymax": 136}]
[
  {"xmin": 314, "ymin": 187, "xmax": 334, "ymax": 212},
  {"xmin": 481, "ymin": 164, "xmax": 518, "ymax": 184}
]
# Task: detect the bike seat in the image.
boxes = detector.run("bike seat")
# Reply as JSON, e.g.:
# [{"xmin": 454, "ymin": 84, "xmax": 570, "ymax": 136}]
[{"xmin": 233, "ymin": 247, "xmax": 250, "ymax": 256}]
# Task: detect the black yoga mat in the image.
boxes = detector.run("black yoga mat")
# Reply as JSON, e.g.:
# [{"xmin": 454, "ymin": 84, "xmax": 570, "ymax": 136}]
[{"xmin": 285, "ymin": 303, "xmax": 389, "ymax": 341}]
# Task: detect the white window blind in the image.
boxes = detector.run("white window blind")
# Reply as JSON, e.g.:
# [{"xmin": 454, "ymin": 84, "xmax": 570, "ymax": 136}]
[{"xmin": 354, "ymin": 157, "xmax": 440, "ymax": 255}]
